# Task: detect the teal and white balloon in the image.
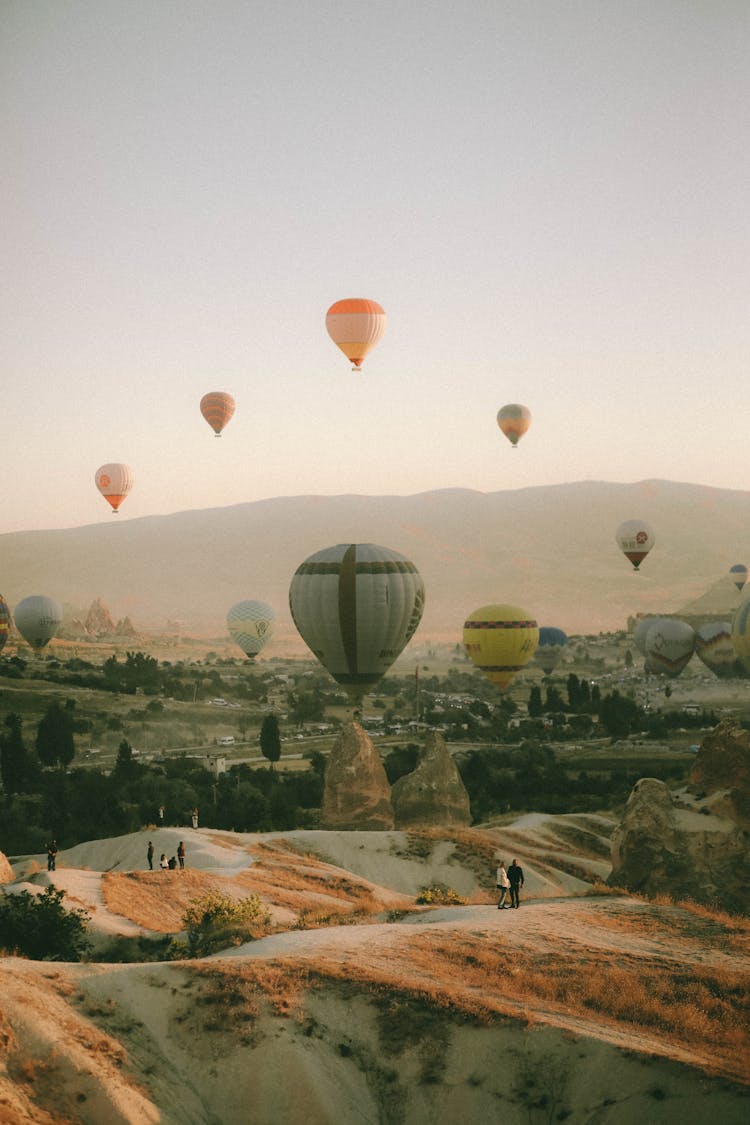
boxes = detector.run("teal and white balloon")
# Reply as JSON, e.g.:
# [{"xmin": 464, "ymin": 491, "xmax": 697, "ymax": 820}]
[
  {"xmin": 289, "ymin": 543, "xmax": 425, "ymax": 703},
  {"xmin": 227, "ymin": 600, "xmax": 275, "ymax": 660},
  {"xmin": 14, "ymin": 595, "xmax": 63, "ymax": 652}
]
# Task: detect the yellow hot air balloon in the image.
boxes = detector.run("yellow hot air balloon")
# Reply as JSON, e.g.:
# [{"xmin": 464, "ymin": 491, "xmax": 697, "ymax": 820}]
[
  {"xmin": 463, "ymin": 604, "xmax": 539, "ymax": 691},
  {"xmin": 95, "ymin": 463, "xmax": 134, "ymax": 513},
  {"xmin": 325, "ymin": 298, "xmax": 386, "ymax": 370},
  {"xmin": 497, "ymin": 404, "xmax": 531, "ymax": 447},
  {"xmin": 200, "ymin": 392, "xmax": 235, "ymax": 437}
]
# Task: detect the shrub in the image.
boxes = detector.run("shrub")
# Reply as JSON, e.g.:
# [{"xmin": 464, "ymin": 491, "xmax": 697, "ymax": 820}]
[
  {"xmin": 0, "ymin": 887, "xmax": 90, "ymax": 961},
  {"xmin": 182, "ymin": 891, "xmax": 271, "ymax": 957},
  {"xmin": 415, "ymin": 883, "xmax": 465, "ymax": 906}
]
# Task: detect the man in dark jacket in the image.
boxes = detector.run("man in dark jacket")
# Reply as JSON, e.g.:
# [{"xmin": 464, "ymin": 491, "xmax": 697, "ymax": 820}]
[{"xmin": 508, "ymin": 859, "xmax": 524, "ymax": 908}]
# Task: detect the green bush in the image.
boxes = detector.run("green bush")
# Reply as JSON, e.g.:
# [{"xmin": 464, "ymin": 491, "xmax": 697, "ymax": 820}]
[
  {"xmin": 0, "ymin": 887, "xmax": 90, "ymax": 960},
  {"xmin": 181, "ymin": 891, "xmax": 271, "ymax": 957}
]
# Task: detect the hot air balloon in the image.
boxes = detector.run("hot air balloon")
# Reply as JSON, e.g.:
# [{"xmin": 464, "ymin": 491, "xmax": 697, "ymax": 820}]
[
  {"xmin": 731, "ymin": 591, "xmax": 750, "ymax": 674},
  {"xmin": 227, "ymin": 600, "xmax": 275, "ymax": 660},
  {"xmin": 0, "ymin": 595, "xmax": 10, "ymax": 654},
  {"xmin": 497, "ymin": 404, "xmax": 531, "ymax": 447},
  {"xmin": 289, "ymin": 543, "xmax": 424, "ymax": 702},
  {"xmin": 615, "ymin": 519, "xmax": 655, "ymax": 571},
  {"xmin": 729, "ymin": 563, "xmax": 748, "ymax": 592},
  {"xmin": 95, "ymin": 463, "xmax": 134, "ymax": 513},
  {"xmin": 13, "ymin": 595, "xmax": 63, "ymax": 653},
  {"xmin": 632, "ymin": 616, "xmax": 663, "ymax": 655},
  {"xmin": 644, "ymin": 619, "xmax": 694, "ymax": 678},
  {"xmin": 200, "ymin": 392, "xmax": 235, "ymax": 437},
  {"xmin": 463, "ymin": 605, "xmax": 538, "ymax": 692},
  {"xmin": 325, "ymin": 298, "xmax": 386, "ymax": 370},
  {"xmin": 694, "ymin": 622, "xmax": 740, "ymax": 678},
  {"xmin": 534, "ymin": 627, "xmax": 568, "ymax": 674}
]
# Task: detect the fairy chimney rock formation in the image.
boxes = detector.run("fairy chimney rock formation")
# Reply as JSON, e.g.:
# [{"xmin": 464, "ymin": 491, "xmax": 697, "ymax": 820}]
[
  {"xmin": 321, "ymin": 721, "xmax": 394, "ymax": 830},
  {"xmin": 391, "ymin": 729, "xmax": 471, "ymax": 828},
  {"xmin": 85, "ymin": 597, "xmax": 116, "ymax": 635},
  {"xmin": 0, "ymin": 851, "xmax": 14, "ymax": 884},
  {"xmin": 609, "ymin": 776, "xmax": 750, "ymax": 913},
  {"xmin": 689, "ymin": 720, "xmax": 750, "ymax": 829}
]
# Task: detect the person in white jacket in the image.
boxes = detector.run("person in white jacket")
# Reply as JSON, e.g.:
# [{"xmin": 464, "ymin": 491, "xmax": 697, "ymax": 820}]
[{"xmin": 496, "ymin": 862, "xmax": 510, "ymax": 909}]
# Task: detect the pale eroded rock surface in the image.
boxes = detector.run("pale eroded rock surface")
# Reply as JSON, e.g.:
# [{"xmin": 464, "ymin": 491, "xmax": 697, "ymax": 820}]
[
  {"xmin": 321, "ymin": 722, "xmax": 394, "ymax": 830},
  {"xmin": 392, "ymin": 729, "xmax": 471, "ymax": 828}
]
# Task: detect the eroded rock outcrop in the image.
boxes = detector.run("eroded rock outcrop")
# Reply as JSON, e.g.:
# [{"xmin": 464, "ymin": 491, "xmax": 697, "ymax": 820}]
[
  {"xmin": 392, "ymin": 729, "xmax": 471, "ymax": 828},
  {"xmin": 689, "ymin": 719, "xmax": 750, "ymax": 829},
  {"xmin": 609, "ymin": 776, "xmax": 750, "ymax": 912},
  {"xmin": 85, "ymin": 597, "xmax": 116, "ymax": 635},
  {"xmin": 0, "ymin": 851, "xmax": 14, "ymax": 884},
  {"xmin": 321, "ymin": 721, "xmax": 394, "ymax": 830}
]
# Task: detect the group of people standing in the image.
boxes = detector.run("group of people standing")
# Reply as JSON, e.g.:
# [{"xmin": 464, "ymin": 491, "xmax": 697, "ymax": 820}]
[
  {"xmin": 147, "ymin": 839, "xmax": 186, "ymax": 871},
  {"xmin": 496, "ymin": 859, "xmax": 524, "ymax": 909}
]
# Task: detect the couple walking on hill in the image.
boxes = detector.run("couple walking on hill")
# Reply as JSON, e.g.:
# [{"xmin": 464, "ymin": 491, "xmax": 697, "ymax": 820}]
[{"xmin": 496, "ymin": 859, "xmax": 524, "ymax": 909}]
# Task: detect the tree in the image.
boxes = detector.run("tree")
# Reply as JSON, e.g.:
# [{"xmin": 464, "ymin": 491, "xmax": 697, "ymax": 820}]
[
  {"xmin": 0, "ymin": 887, "xmax": 90, "ymax": 960},
  {"xmin": 528, "ymin": 685, "xmax": 543, "ymax": 718},
  {"xmin": 35, "ymin": 700, "xmax": 76, "ymax": 768},
  {"xmin": 624, "ymin": 648, "xmax": 633, "ymax": 669},
  {"xmin": 0, "ymin": 713, "xmax": 37, "ymax": 793},
  {"xmin": 259, "ymin": 713, "xmax": 281, "ymax": 770}
]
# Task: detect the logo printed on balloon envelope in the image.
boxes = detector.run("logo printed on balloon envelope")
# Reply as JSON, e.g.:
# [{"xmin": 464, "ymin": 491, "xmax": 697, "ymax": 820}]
[{"xmin": 289, "ymin": 543, "xmax": 425, "ymax": 702}]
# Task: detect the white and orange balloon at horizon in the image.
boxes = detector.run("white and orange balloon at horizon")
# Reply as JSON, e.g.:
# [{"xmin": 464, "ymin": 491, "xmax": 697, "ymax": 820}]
[
  {"xmin": 289, "ymin": 542, "xmax": 425, "ymax": 706},
  {"xmin": 325, "ymin": 298, "xmax": 386, "ymax": 370},
  {"xmin": 95, "ymin": 463, "xmax": 134, "ymax": 514}
]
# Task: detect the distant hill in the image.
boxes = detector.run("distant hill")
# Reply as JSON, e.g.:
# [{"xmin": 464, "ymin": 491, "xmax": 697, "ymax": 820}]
[{"xmin": 1, "ymin": 479, "xmax": 749, "ymax": 646}]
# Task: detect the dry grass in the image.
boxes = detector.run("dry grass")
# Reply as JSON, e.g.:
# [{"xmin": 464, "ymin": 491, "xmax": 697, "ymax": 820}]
[
  {"xmin": 579, "ymin": 903, "xmax": 750, "ymax": 957},
  {"xmin": 187, "ymin": 962, "xmax": 311, "ymax": 1035},
  {"xmin": 297, "ymin": 931, "xmax": 750, "ymax": 1083},
  {"xmin": 102, "ymin": 870, "xmax": 260, "ymax": 933}
]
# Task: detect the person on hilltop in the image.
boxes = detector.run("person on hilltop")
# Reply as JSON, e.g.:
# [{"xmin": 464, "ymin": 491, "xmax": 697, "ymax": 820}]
[
  {"xmin": 46, "ymin": 840, "xmax": 58, "ymax": 872},
  {"xmin": 147, "ymin": 841, "xmax": 154, "ymax": 870},
  {"xmin": 167, "ymin": 856, "xmax": 177, "ymax": 870},
  {"xmin": 159, "ymin": 853, "xmax": 168, "ymax": 870},
  {"xmin": 496, "ymin": 861, "xmax": 510, "ymax": 909},
  {"xmin": 177, "ymin": 840, "xmax": 185, "ymax": 869},
  {"xmin": 508, "ymin": 858, "xmax": 525, "ymax": 909},
  {"xmin": 191, "ymin": 807, "xmax": 199, "ymax": 830}
]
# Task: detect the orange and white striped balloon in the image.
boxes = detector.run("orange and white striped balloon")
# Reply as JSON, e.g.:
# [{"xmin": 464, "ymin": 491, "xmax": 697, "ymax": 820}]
[
  {"xmin": 325, "ymin": 298, "xmax": 386, "ymax": 369},
  {"xmin": 200, "ymin": 391, "xmax": 235, "ymax": 437},
  {"xmin": 95, "ymin": 463, "xmax": 134, "ymax": 513}
]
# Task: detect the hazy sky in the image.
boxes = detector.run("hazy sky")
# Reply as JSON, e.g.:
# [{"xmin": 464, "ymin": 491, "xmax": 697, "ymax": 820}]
[{"xmin": 2, "ymin": 1, "xmax": 749, "ymax": 533}]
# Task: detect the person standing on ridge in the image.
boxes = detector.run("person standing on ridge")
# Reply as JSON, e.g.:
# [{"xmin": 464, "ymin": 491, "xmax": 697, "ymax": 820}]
[
  {"xmin": 177, "ymin": 841, "xmax": 185, "ymax": 869},
  {"xmin": 496, "ymin": 861, "xmax": 510, "ymax": 909},
  {"xmin": 147, "ymin": 841, "xmax": 154, "ymax": 870},
  {"xmin": 46, "ymin": 840, "xmax": 58, "ymax": 872},
  {"xmin": 508, "ymin": 858, "xmax": 524, "ymax": 908}
]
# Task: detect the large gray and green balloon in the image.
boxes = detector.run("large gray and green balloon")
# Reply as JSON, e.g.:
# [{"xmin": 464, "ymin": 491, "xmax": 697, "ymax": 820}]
[{"xmin": 289, "ymin": 543, "xmax": 425, "ymax": 702}]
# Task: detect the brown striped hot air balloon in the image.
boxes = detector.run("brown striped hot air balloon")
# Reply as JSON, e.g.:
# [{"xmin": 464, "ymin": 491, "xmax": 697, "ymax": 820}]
[
  {"xmin": 95, "ymin": 463, "xmax": 134, "ymax": 514},
  {"xmin": 0, "ymin": 594, "xmax": 10, "ymax": 654},
  {"xmin": 200, "ymin": 391, "xmax": 235, "ymax": 437},
  {"xmin": 615, "ymin": 519, "xmax": 655, "ymax": 571},
  {"xmin": 463, "ymin": 604, "xmax": 539, "ymax": 692},
  {"xmin": 325, "ymin": 298, "xmax": 386, "ymax": 370},
  {"xmin": 289, "ymin": 543, "xmax": 424, "ymax": 703}
]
